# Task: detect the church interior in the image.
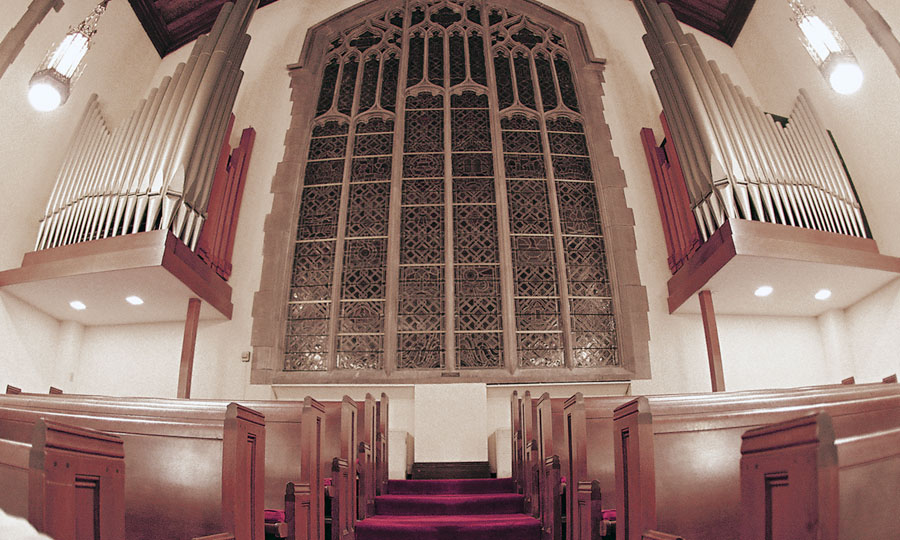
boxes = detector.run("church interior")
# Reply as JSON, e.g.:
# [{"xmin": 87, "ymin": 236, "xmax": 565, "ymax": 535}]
[{"xmin": 0, "ymin": 0, "xmax": 898, "ymax": 538}]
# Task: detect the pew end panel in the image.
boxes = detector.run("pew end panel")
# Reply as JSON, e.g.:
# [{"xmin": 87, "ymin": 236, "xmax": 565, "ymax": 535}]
[
  {"xmin": 285, "ymin": 481, "xmax": 311, "ymax": 540},
  {"xmin": 613, "ymin": 398, "xmax": 657, "ymax": 540},
  {"xmin": 330, "ymin": 458, "xmax": 352, "ymax": 540},
  {"xmin": 740, "ymin": 412, "xmax": 900, "ymax": 540},
  {"xmin": 563, "ymin": 393, "xmax": 589, "ymax": 540},
  {"xmin": 222, "ymin": 403, "xmax": 266, "ymax": 540},
  {"xmin": 357, "ymin": 393, "xmax": 377, "ymax": 519},
  {"xmin": 511, "ymin": 391, "xmax": 522, "ymax": 493},
  {"xmin": 541, "ymin": 455, "xmax": 562, "ymax": 540},
  {"xmin": 0, "ymin": 398, "xmax": 266, "ymax": 540},
  {"xmin": 376, "ymin": 392, "xmax": 389, "ymax": 496},
  {"xmin": 0, "ymin": 419, "xmax": 126, "ymax": 540}
]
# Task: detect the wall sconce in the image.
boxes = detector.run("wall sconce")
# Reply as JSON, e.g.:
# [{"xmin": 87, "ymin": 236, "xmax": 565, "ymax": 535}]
[
  {"xmin": 789, "ymin": 0, "xmax": 863, "ymax": 94},
  {"xmin": 28, "ymin": 0, "xmax": 110, "ymax": 111}
]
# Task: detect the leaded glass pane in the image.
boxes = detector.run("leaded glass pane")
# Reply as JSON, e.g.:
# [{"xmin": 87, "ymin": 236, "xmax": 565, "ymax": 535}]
[
  {"xmin": 514, "ymin": 54, "xmax": 536, "ymax": 109},
  {"xmin": 408, "ymin": 34, "xmax": 424, "ymax": 87},
  {"xmin": 381, "ymin": 54, "xmax": 400, "ymax": 111},
  {"xmin": 449, "ymin": 33, "xmax": 466, "ymax": 86},
  {"xmin": 428, "ymin": 31, "xmax": 444, "ymax": 86},
  {"xmin": 358, "ymin": 56, "xmax": 380, "ymax": 113},
  {"xmin": 286, "ymin": 2, "xmax": 618, "ymax": 375},
  {"xmin": 316, "ymin": 59, "xmax": 339, "ymax": 116},
  {"xmin": 337, "ymin": 57, "xmax": 358, "ymax": 115},
  {"xmin": 468, "ymin": 34, "xmax": 487, "ymax": 86},
  {"xmin": 494, "ymin": 53, "xmax": 514, "ymax": 110}
]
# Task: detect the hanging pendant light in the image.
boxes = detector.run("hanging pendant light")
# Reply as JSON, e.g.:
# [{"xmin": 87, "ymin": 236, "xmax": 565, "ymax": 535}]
[
  {"xmin": 28, "ymin": 0, "xmax": 111, "ymax": 111},
  {"xmin": 789, "ymin": 0, "xmax": 863, "ymax": 95}
]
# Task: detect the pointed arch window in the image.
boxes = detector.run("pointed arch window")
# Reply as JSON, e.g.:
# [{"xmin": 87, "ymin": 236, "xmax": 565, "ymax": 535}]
[{"xmin": 252, "ymin": 0, "xmax": 649, "ymax": 384}]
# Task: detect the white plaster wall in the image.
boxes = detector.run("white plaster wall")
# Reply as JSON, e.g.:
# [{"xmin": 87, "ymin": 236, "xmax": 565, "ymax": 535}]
[
  {"xmin": 734, "ymin": 0, "xmax": 900, "ymax": 386},
  {"xmin": 3, "ymin": 0, "xmax": 872, "ymax": 413},
  {"xmin": 0, "ymin": 0, "xmax": 159, "ymax": 393},
  {"xmin": 0, "ymin": 291, "xmax": 60, "ymax": 392},
  {"xmin": 844, "ymin": 277, "xmax": 900, "ymax": 382}
]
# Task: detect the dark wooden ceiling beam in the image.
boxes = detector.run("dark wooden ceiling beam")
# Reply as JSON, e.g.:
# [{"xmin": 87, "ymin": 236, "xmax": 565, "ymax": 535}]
[{"xmin": 128, "ymin": 0, "xmax": 755, "ymax": 58}]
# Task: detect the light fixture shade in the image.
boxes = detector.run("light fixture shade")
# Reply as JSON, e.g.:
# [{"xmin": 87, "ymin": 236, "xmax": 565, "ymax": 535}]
[
  {"xmin": 28, "ymin": 0, "xmax": 110, "ymax": 111},
  {"xmin": 789, "ymin": 0, "xmax": 863, "ymax": 94}
]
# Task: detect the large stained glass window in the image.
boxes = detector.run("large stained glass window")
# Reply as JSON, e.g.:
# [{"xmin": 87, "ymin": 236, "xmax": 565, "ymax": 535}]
[{"xmin": 283, "ymin": 1, "xmax": 620, "ymax": 378}]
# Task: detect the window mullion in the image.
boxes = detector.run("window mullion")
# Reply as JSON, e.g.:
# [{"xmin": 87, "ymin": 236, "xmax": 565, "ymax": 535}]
[
  {"xmin": 442, "ymin": 28, "xmax": 457, "ymax": 374},
  {"xmin": 383, "ymin": 11, "xmax": 413, "ymax": 376},
  {"xmin": 482, "ymin": 35, "xmax": 519, "ymax": 375},
  {"xmin": 327, "ymin": 57, "xmax": 366, "ymax": 371},
  {"xmin": 532, "ymin": 52, "xmax": 575, "ymax": 370}
]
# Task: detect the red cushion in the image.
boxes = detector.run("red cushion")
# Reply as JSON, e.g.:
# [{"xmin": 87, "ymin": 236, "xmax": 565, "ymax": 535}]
[
  {"xmin": 601, "ymin": 509, "xmax": 616, "ymax": 521},
  {"xmin": 264, "ymin": 509, "xmax": 286, "ymax": 523}
]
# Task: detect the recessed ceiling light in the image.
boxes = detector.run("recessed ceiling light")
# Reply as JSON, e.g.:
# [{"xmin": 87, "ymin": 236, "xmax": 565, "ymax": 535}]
[
  {"xmin": 754, "ymin": 285, "xmax": 774, "ymax": 297},
  {"xmin": 815, "ymin": 289, "xmax": 832, "ymax": 300},
  {"xmin": 69, "ymin": 300, "xmax": 86, "ymax": 311},
  {"xmin": 125, "ymin": 295, "xmax": 144, "ymax": 305}
]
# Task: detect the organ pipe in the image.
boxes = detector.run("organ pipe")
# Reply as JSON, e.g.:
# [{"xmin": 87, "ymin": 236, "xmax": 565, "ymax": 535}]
[
  {"xmin": 35, "ymin": 0, "xmax": 257, "ymax": 251},
  {"xmin": 635, "ymin": 0, "xmax": 867, "ymax": 239}
]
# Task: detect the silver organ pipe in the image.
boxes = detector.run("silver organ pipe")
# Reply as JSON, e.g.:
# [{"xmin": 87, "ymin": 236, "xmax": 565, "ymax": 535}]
[
  {"xmin": 35, "ymin": 0, "xmax": 257, "ymax": 251},
  {"xmin": 635, "ymin": 0, "xmax": 867, "ymax": 239}
]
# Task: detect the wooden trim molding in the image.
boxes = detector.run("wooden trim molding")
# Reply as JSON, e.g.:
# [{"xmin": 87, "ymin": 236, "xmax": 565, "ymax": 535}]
[{"xmin": 249, "ymin": 0, "xmax": 649, "ymax": 384}]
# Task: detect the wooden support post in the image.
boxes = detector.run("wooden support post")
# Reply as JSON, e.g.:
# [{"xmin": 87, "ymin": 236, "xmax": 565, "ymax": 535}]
[
  {"xmin": 178, "ymin": 297, "xmax": 202, "ymax": 399},
  {"xmin": 698, "ymin": 290, "xmax": 725, "ymax": 392},
  {"xmin": 0, "ymin": 0, "xmax": 64, "ymax": 81}
]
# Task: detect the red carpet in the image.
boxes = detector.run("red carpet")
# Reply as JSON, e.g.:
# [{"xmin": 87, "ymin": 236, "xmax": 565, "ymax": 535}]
[{"xmin": 356, "ymin": 478, "xmax": 541, "ymax": 540}]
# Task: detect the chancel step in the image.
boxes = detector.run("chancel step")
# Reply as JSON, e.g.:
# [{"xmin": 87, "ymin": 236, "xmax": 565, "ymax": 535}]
[{"xmin": 410, "ymin": 461, "xmax": 493, "ymax": 479}]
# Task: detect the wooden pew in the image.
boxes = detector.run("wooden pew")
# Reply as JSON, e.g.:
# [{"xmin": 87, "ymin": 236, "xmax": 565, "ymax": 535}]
[
  {"xmin": 357, "ymin": 393, "xmax": 377, "ymax": 520},
  {"xmin": 376, "ymin": 392, "xmax": 389, "ymax": 496},
  {"xmin": 48, "ymin": 387, "xmax": 64, "ymax": 395},
  {"xmin": 521, "ymin": 391, "xmax": 537, "ymax": 514},
  {"xmin": 511, "ymin": 390, "xmax": 523, "ymax": 493},
  {"xmin": 321, "ymin": 396, "xmax": 359, "ymax": 540},
  {"xmin": 0, "ymin": 393, "xmax": 327, "ymax": 540},
  {"xmin": 613, "ymin": 383, "xmax": 900, "ymax": 540},
  {"xmin": 562, "ymin": 393, "xmax": 632, "ymax": 540},
  {"xmin": 0, "ymin": 396, "xmax": 265, "ymax": 540},
  {"xmin": 740, "ymin": 411, "xmax": 900, "ymax": 539},
  {"xmin": 0, "ymin": 418, "xmax": 125, "ymax": 540},
  {"xmin": 6, "ymin": 385, "xmax": 21, "ymax": 394}
]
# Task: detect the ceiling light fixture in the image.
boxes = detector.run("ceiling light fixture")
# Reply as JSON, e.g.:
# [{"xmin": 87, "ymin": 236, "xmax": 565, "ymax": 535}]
[
  {"xmin": 125, "ymin": 295, "xmax": 144, "ymax": 305},
  {"xmin": 28, "ymin": 0, "xmax": 111, "ymax": 111},
  {"xmin": 754, "ymin": 285, "xmax": 774, "ymax": 297},
  {"xmin": 789, "ymin": 0, "xmax": 863, "ymax": 95},
  {"xmin": 815, "ymin": 288, "xmax": 832, "ymax": 300},
  {"xmin": 69, "ymin": 300, "xmax": 87, "ymax": 310}
]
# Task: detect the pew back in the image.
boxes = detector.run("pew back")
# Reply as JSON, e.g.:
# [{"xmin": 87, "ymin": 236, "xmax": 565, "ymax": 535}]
[
  {"xmin": 614, "ymin": 383, "xmax": 900, "ymax": 540},
  {"xmin": 740, "ymin": 412, "xmax": 900, "ymax": 539},
  {"xmin": 0, "ymin": 419, "xmax": 125, "ymax": 540},
  {"xmin": 376, "ymin": 392, "xmax": 389, "ymax": 495},
  {"xmin": 563, "ymin": 393, "xmax": 632, "ymax": 540},
  {"xmin": 0, "ymin": 396, "xmax": 264, "ymax": 540}
]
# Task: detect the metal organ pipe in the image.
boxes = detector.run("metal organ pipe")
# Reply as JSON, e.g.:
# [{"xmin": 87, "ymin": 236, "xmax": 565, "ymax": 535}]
[
  {"xmin": 34, "ymin": 1, "xmax": 257, "ymax": 251},
  {"xmin": 635, "ymin": 0, "xmax": 868, "ymax": 239}
]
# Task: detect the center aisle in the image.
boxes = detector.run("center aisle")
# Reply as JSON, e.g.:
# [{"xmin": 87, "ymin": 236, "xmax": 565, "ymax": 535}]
[{"xmin": 355, "ymin": 478, "xmax": 541, "ymax": 540}]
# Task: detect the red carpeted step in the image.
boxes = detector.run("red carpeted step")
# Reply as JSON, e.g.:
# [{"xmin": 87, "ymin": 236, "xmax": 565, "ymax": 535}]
[
  {"xmin": 355, "ymin": 513, "xmax": 542, "ymax": 540},
  {"xmin": 375, "ymin": 493, "xmax": 525, "ymax": 515},
  {"xmin": 387, "ymin": 477, "xmax": 516, "ymax": 495}
]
